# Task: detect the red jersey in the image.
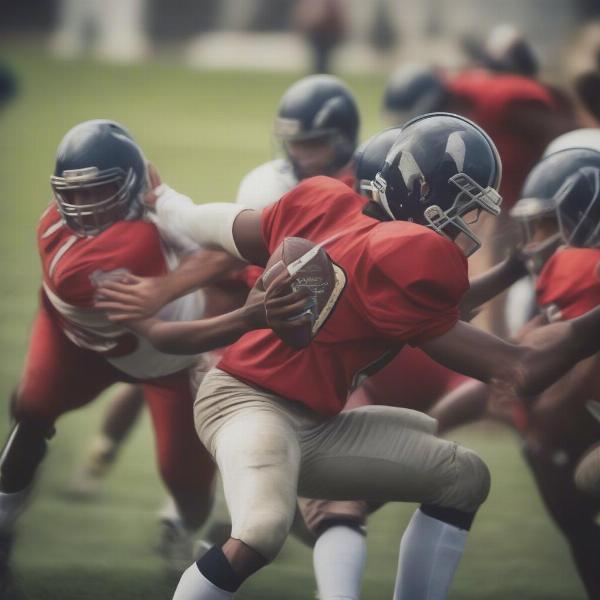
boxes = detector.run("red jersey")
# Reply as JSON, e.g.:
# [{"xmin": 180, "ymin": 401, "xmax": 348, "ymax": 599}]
[
  {"xmin": 218, "ymin": 176, "xmax": 469, "ymax": 416},
  {"xmin": 37, "ymin": 204, "xmax": 204, "ymax": 378},
  {"xmin": 448, "ymin": 70, "xmax": 557, "ymax": 208},
  {"xmin": 536, "ymin": 247, "xmax": 600, "ymax": 321}
]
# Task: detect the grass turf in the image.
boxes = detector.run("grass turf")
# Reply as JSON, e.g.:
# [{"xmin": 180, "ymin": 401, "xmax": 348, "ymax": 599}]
[{"xmin": 0, "ymin": 44, "xmax": 588, "ymax": 599}]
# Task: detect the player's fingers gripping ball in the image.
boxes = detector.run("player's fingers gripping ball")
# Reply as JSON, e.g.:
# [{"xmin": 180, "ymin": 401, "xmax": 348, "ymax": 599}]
[{"xmin": 262, "ymin": 237, "xmax": 339, "ymax": 349}]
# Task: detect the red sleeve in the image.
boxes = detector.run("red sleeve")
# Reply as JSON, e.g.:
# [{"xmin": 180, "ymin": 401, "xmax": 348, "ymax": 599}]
[
  {"xmin": 536, "ymin": 249, "xmax": 600, "ymax": 320},
  {"xmin": 56, "ymin": 221, "xmax": 169, "ymax": 307},
  {"xmin": 260, "ymin": 176, "xmax": 360, "ymax": 253},
  {"xmin": 355, "ymin": 224, "xmax": 469, "ymax": 345}
]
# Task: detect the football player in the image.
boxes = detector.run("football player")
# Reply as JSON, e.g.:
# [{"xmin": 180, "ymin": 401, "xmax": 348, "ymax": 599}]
[
  {"xmin": 235, "ymin": 73, "xmax": 358, "ymax": 210},
  {"xmin": 98, "ymin": 113, "xmax": 600, "ymax": 600},
  {"xmin": 297, "ymin": 125, "xmax": 557, "ymax": 600},
  {"xmin": 0, "ymin": 119, "xmax": 306, "ymax": 582}
]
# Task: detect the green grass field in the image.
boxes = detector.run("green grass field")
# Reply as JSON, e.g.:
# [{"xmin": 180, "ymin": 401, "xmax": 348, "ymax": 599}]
[{"xmin": 0, "ymin": 43, "xmax": 588, "ymax": 599}]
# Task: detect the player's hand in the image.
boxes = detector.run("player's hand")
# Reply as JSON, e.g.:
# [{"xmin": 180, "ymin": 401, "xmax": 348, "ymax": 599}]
[
  {"xmin": 143, "ymin": 163, "xmax": 163, "ymax": 211},
  {"xmin": 243, "ymin": 270, "xmax": 312, "ymax": 330},
  {"xmin": 94, "ymin": 274, "xmax": 170, "ymax": 322}
]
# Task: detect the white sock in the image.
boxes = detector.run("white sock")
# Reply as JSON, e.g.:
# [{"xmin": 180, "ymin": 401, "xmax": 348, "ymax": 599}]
[
  {"xmin": 172, "ymin": 564, "xmax": 233, "ymax": 600},
  {"xmin": 313, "ymin": 524, "xmax": 367, "ymax": 600},
  {"xmin": 0, "ymin": 488, "xmax": 29, "ymax": 533},
  {"xmin": 394, "ymin": 509, "xmax": 468, "ymax": 600}
]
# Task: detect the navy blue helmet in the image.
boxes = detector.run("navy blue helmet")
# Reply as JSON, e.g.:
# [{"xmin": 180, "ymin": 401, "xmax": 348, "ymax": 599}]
[
  {"xmin": 353, "ymin": 126, "xmax": 402, "ymax": 199},
  {"xmin": 372, "ymin": 113, "xmax": 502, "ymax": 256},
  {"xmin": 382, "ymin": 65, "xmax": 448, "ymax": 126},
  {"xmin": 51, "ymin": 119, "xmax": 147, "ymax": 237},
  {"xmin": 546, "ymin": 149, "xmax": 600, "ymax": 248},
  {"xmin": 514, "ymin": 148, "xmax": 600, "ymax": 235},
  {"xmin": 274, "ymin": 75, "xmax": 359, "ymax": 178}
]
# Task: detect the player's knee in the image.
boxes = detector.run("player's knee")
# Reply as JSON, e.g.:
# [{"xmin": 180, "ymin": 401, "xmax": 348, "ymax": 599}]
[
  {"xmin": 234, "ymin": 509, "xmax": 293, "ymax": 562},
  {"xmin": 451, "ymin": 447, "xmax": 491, "ymax": 512}
]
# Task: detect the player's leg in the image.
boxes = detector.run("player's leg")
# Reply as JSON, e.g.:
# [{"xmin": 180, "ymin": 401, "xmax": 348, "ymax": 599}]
[
  {"xmin": 524, "ymin": 443, "xmax": 600, "ymax": 599},
  {"xmin": 297, "ymin": 498, "xmax": 368, "ymax": 600},
  {"xmin": 1, "ymin": 300, "xmax": 120, "ymax": 569},
  {"xmin": 173, "ymin": 368, "xmax": 307, "ymax": 599},
  {"xmin": 298, "ymin": 405, "xmax": 491, "ymax": 600},
  {"xmin": 143, "ymin": 375, "xmax": 217, "ymax": 572},
  {"xmin": 429, "ymin": 379, "xmax": 492, "ymax": 433},
  {"xmin": 69, "ymin": 383, "xmax": 145, "ymax": 497}
]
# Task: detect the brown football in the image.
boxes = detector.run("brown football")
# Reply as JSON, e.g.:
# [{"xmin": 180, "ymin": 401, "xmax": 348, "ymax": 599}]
[{"xmin": 262, "ymin": 237, "xmax": 341, "ymax": 349}]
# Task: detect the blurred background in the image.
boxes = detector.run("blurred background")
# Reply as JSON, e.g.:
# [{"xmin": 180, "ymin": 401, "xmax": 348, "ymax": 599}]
[{"xmin": 1, "ymin": 1, "xmax": 600, "ymax": 598}]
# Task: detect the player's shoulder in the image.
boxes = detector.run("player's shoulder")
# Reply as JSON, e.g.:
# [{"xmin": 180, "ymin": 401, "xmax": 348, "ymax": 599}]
[
  {"xmin": 236, "ymin": 158, "xmax": 297, "ymax": 209},
  {"xmin": 489, "ymin": 74, "xmax": 553, "ymax": 106},
  {"xmin": 367, "ymin": 220, "xmax": 459, "ymax": 261},
  {"xmin": 542, "ymin": 246, "xmax": 600, "ymax": 279},
  {"xmin": 450, "ymin": 69, "xmax": 551, "ymax": 105}
]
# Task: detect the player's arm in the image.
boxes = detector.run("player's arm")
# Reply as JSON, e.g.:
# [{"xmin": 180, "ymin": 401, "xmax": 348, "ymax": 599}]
[
  {"xmin": 147, "ymin": 178, "xmax": 269, "ymax": 265},
  {"xmin": 123, "ymin": 271, "xmax": 310, "ymax": 355},
  {"xmin": 95, "ymin": 248, "xmax": 242, "ymax": 321},
  {"xmin": 419, "ymin": 308, "xmax": 600, "ymax": 398},
  {"xmin": 459, "ymin": 234, "xmax": 560, "ymax": 321}
]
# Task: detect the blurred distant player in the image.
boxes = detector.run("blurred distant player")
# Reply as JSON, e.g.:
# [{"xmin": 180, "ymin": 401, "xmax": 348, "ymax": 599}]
[
  {"xmin": 49, "ymin": 0, "xmax": 150, "ymax": 61},
  {"xmin": 236, "ymin": 73, "xmax": 358, "ymax": 209}
]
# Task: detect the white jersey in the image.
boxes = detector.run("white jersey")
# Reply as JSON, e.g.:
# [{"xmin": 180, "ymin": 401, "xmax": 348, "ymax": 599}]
[{"xmin": 235, "ymin": 159, "xmax": 298, "ymax": 210}]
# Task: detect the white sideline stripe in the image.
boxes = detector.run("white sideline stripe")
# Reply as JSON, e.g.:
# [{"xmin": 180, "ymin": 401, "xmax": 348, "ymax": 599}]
[
  {"xmin": 49, "ymin": 235, "xmax": 78, "ymax": 277},
  {"xmin": 41, "ymin": 219, "xmax": 64, "ymax": 239}
]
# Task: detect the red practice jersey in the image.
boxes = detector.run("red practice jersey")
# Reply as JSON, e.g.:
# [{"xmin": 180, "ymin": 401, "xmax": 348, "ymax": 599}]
[
  {"xmin": 218, "ymin": 176, "xmax": 469, "ymax": 416},
  {"xmin": 449, "ymin": 70, "xmax": 557, "ymax": 208},
  {"xmin": 536, "ymin": 247, "xmax": 600, "ymax": 321},
  {"xmin": 37, "ymin": 204, "xmax": 203, "ymax": 378}
]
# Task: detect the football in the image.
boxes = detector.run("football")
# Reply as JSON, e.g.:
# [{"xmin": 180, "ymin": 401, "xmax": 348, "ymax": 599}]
[{"xmin": 262, "ymin": 237, "xmax": 341, "ymax": 349}]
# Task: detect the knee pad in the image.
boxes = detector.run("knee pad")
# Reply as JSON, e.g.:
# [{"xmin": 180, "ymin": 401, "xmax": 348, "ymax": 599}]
[
  {"xmin": 449, "ymin": 446, "xmax": 491, "ymax": 513},
  {"xmin": 232, "ymin": 508, "xmax": 293, "ymax": 562}
]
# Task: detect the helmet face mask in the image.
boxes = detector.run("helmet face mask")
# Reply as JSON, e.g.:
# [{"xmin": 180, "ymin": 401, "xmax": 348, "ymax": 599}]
[
  {"xmin": 279, "ymin": 131, "xmax": 342, "ymax": 179},
  {"xmin": 555, "ymin": 166, "xmax": 600, "ymax": 248},
  {"xmin": 51, "ymin": 166, "xmax": 142, "ymax": 237},
  {"xmin": 51, "ymin": 120, "xmax": 147, "ymax": 237},
  {"xmin": 371, "ymin": 113, "xmax": 502, "ymax": 257}
]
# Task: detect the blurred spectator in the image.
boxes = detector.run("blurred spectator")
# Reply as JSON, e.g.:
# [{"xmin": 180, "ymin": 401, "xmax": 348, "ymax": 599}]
[
  {"xmin": 293, "ymin": 0, "xmax": 346, "ymax": 73},
  {"xmin": 49, "ymin": 0, "xmax": 150, "ymax": 62},
  {"xmin": 462, "ymin": 23, "xmax": 539, "ymax": 78}
]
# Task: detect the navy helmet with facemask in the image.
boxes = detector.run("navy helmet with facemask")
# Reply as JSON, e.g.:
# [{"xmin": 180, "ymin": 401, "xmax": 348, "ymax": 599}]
[
  {"xmin": 274, "ymin": 75, "xmax": 359, "ymax": 179},
  {"xmin": 514, "ymin": 148, "xmax": 600, "ymax": 246},
  {"xmin": 372, "ymin": 113, "xmax": 502, "ymax": 256},
  {"xmin": 353, "ymin": 126, "xmax": 402, "ymax": 200},
  {"xmin": 554, "ymin": 154, "xmax": 600, "ymax": 248},
  {"xmin": 51, "ymin": 119, "xmax": 147, "ymax": 237}
]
